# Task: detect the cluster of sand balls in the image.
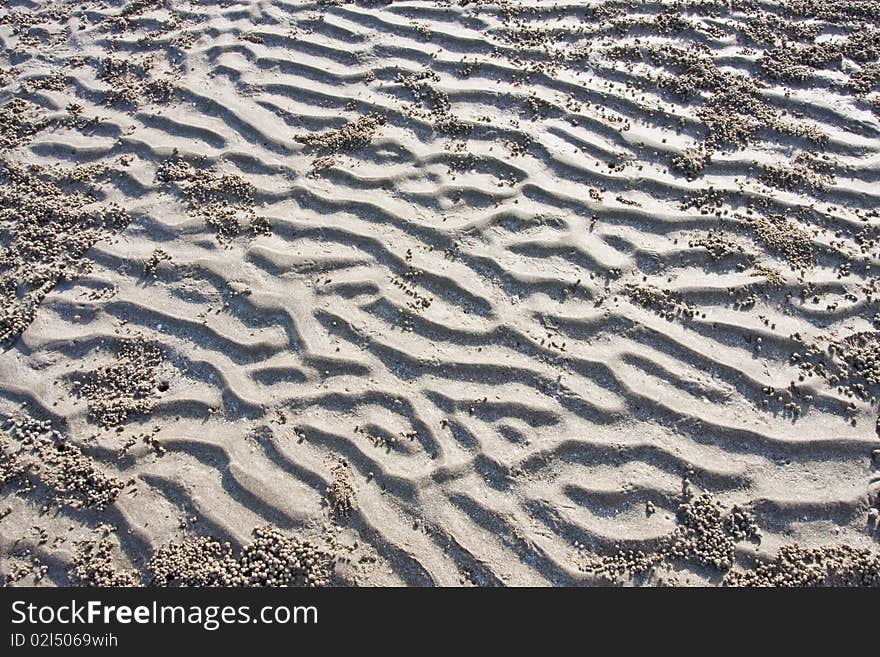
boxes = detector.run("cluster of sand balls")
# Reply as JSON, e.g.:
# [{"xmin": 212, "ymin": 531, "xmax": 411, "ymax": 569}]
[
  {"xmin": 71, "ymin": 338, "xmax": 166, "ymax": 427},
  {"xmin": 296, "ymin": 114, "xmax": 386, "ymax": 154},
  {"xmin": 672, "ymin": 146, "xmax": 711, "ymax": 177},
  {"xmin": 625, "ymin": 284, "xmax": 697, "ymax": 321},
  {"xmin": 0, "ymin": 98, "xmax": 47, "ymax": 149},
  {"xmin": 2, "ymin": 415, "xmax": 124, "ymax": 510},
  {"xmin": 834, "ymin": 332, "xmax": 880, "ymax": 387},
  {"xmin": 688, "ymin": 229, "xmax": 748, "ymax": 262},
  {"xmin": 850, "ymin": 62, "xmax": 880, "ymax": 95},
  {"xmin": 669, "ymin": 495, "xmax": 761, "ymax": 572},
  {"xmin": 738, "ymin": 212, "xmax": 815, "ymax": 271},
  {"xmin": 582, "ymin": 487, "xmax": 879, "ymax": 587},
  {"xmin": 146, "ymin": 536, "xmax": 237, "ymax": 587},
  {"xmin": 0, "ymin": 160, "xmax": 129, "ymax": 347},
  {"xmin": 22, "ymin": 71, "xmax": 67, "ymax": 93},
  {"xmin": 36, "ymin": 435, "xmax": 125, "ymax": 510},
  {"xmin": 727, "ymin": 544, "xmax": 880, "ymax": 587},
  {"xmin": 146, "ymin": 527, "xmax": 334, "ymax": 587},
  {"xmin": 98, "ymin": 57, "xmax": 175, "ymax": 106},
  {"xmin": 618, "ymin": 10, "xmax": 700, "ymax": 37},
  {"xmin": 761, "ymin": 151, "xmax": 835, "ymax": 193},
  {"xmin": 629, "ymin": 41, "xmax": 828, "ymax": 174},
  {"xmin": 295, "ymin": 113, "xmax": 386, "ymax": 173},
  {"xmin": 156, "ymin": 151, "xmax": 256, "ymax": 242},
  {"xmin": 144, "ymin": 247, "xmax": 172, "ymax": 278},
  {"xmin": 396, "ymin": 71, "xmax": 472, "ymax": 136},
  {"xmin": 753, "ymin": 4, "xmax": 880, "ymax": 88},
  {"xmin": 103, "ymin": 0, "xmax": 179, "ymax": 34},
  {"xmin": 0, "ymin": 431, "xmax": 29, "ymax": 490},
  {"xmin": 791, "ymin": 332, "xmax": 880, "ymax": 401},
  {"xmin": 783, "ymin": 0, "xmax": 879, "ymax": 25},
  {"xmin": 235, "ymin": 527, "xmax": 333, "ymax": 587},
  {"xmin": 581, "ymin": 492, "xmax": 761, "ymax": 581},
  {"xmin": 759, "ymin": 41, "xmax": 841, "ymax": 83},
  {"xmin": 326, "ymin": 462, "xmax": 355, "ymax": 521},
  {"xmin": 69, "ymin": 538, "xmax": 140, "ymax": 587},
  {"xmin": 741, "ymin": 11, "xmax": 820, "ymax": 45}
]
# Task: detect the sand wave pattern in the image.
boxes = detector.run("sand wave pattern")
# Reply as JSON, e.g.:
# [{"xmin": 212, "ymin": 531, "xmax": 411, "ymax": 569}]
[{"xmin": 2, "ymin": 0, "xmax": 880, "ymax": 586}]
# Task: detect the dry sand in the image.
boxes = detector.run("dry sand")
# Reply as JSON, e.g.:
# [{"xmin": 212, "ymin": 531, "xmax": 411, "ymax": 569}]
[{"xmin": 1, "ymin": 0, "xmax": 880, "ymax": 587}]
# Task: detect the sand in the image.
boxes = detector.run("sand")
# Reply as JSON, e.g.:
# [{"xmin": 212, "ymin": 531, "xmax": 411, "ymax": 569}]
[{"xmin": 1, "ymin": 0, "xmax": 879, "ymax": 587}]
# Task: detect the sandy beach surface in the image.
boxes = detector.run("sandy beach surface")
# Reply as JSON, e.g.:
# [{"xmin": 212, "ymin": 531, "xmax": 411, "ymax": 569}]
[{"xmin": 1, "ymin": 0, "xmax": 880, "ymax": 587}]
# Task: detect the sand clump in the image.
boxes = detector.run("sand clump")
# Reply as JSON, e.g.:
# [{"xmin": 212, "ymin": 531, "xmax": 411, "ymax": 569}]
[
  {"xmin": 761, "ymin": 151, "xmax": 836, "ymax": 193},
  {"xmin": 741, "ymin": 11, "xmax": 820, "ymax": 45},
  {"xmin": 751, "ymin": 264, "xmax": 786, "ymax": 288},
  {"xmin": 850, "ymin": 62, "xmax": 880, "ymax": 95},
  {"xmin": 145, "ymin": 536, "xmax": 235, "ymax": 586},
  {"xmin": 99, "ymin": 57, "xmax": 175, "ymax": 106},
  {"xmin": 71, "ymin": 338, "xmax": 166, "ymax": 427},
  {"xmin": 71, "ymin": 527, "xmax": 337, "ymax": 587},
  {"xmin": 22, "ymin": 71, "xmax": 67, "ymax": 93},
  {"xmin": 580, "ymin": 490, "xmax": 761, "ymax": 582},
  {"xmin": 613, "ymin": 43, "xmax": 830, "ymax": 175},
  {"xmin": 759, "ymin": 41, "xmax": 842, "ymax": 83},
  {"xmin": 69, "ymin": 537, "xmax": 140, "ymax": 587},
  {"xmin": 835, "ymin": 333, "xmax": 880, "ymax": 387},
  {"xmin": 626, "ymin": 284, "xmax": 697, "ymax": 321},
  {"xmin": 144, "ymin": 248, "xmax": 172, "ymax": 278},
  {"xmin": 397, "ymin": 70, "xmax": 471, "ymax": 136},
  {"xmin": 0, "ymin": 160, "xmax": 129, "ymax": 347},
  {"xmin": 326, "ymin": 460, "xmax": 355, "ymax": 521},
  {"xmin": 224, "ymin": 526, "xmax": 333, "ymax": 587},
  {"xmin": 1, "ymin": 416, "xmax": 124, "ymax": 511},
  {"xmin": 790, "ymin": 331, "xmax": 880, "ymax": 402},
  {"xmin": 296, "ymin": 114, "xmax": 386, "ymax": 152},
  {"xmin": 0, "ymin": 99, "xmax": 48, "ymax": 150},
  {"xmin": 157, "ymin": 152, "xmax": 257, "ymax": 242},
  {"xmin": 727, "ymin": 544, "xmax": 880, "ymax": 587},
  {"xmin": 740, "ymin": 211, "xmax": 815, "ymax": 271},
  {"xmin": 581, "ymin": 487, "xmax": 879, "ymax": 587},
  {"xmin": 68, "ymin": 527, "xmax": 335, "ymax": 587},
  {"xmin": 688, "ymin": 229, "xmax": 748, "ymax": 262},
  {"xmin": 296, "ymin": 114, "xmax": 386, "ymax": 173},
  {"xmin": 784, "ymin": 1, "xmax": 879, "ymax": 24},
  {"xmin": 4, "ymin": 550, "xmax": 49, "ymax": 585}
]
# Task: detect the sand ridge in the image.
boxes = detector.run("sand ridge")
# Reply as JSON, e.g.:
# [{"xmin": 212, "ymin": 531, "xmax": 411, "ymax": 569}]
[{"xmin": 1, "ymin": 0, "xmax": 879, "ymax": 586}]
